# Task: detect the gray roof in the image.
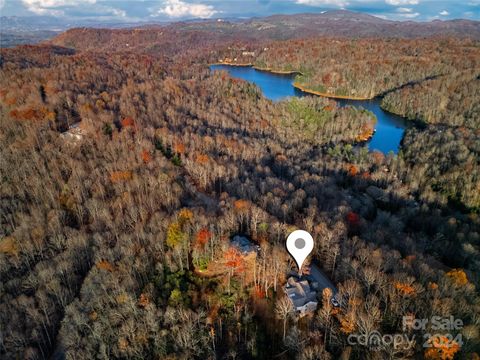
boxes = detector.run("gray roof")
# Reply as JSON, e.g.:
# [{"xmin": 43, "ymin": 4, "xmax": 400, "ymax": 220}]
[
  {"xmin": 231, "ymin": 235, "xmax": 259, "ymax": 254},
  {"xmin": 285, "ymin": 277, "xmax": 317, "ymax": 309}
]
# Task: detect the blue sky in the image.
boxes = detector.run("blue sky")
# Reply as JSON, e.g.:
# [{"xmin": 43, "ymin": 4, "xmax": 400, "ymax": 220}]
[{"xmin": 0, "ymin": 0, "xmax": 478, "ymax": 21}]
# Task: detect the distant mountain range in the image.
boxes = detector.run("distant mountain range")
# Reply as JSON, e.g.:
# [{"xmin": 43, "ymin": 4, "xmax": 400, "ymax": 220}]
[
  {"xmin": 171, "ymin": 11, "xmax": 480, "ymax": 39},
  {"xmin": 2, "ymin": 10, "xmax": 480, "ymax": 47},
  {"xmin": 0, "ymin": 15, "xmax": 172, "ymax": 32},
  {"xmin": 0, "ymin": 15, "xmax": 172, "ymax": 47}
]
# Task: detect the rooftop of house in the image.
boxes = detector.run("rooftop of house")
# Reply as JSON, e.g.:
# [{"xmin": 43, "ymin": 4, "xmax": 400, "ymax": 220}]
[
  {"xmin": 285, "ymin": 276, "xmax": 318, "ymax": 310},
  {"xmin": 231, "ymin": 235, "xmax": 260, "ymax": 254},
  {"xmin": 60, "ymin": 122, "xmax": 83, "ymax": 142}
]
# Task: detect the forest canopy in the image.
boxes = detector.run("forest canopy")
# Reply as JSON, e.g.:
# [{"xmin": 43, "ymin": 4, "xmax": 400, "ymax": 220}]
[{"xmin": 1, "ymin": 29, "xmax": 479, "ymax": 360}]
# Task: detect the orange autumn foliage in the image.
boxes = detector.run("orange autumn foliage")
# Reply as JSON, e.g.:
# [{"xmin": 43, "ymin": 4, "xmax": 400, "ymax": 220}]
[
  {"xmin": 234, "ymin": 199, "xmax": 250, "ymax": 211},
  {"xmin": 118, "ymin": 338, "xmax": 129, "ymax": 352},
  {"xmin": 338, "ymin": 313, "xmax": 356, "ymax": 334},
  {"xmin": 80, "ymin": 103, "xmax": 93, "ymax": 113},
  {"xmin": 424, "ymin": 336, "xmax": 460, "ymax": 360},
  {"xmin": 9, "ymin": 107, "xmax": 55, "ymax": 122},
  {"xmin": 329, "ymin": 308, "xmax": 340, "ymax": 317},
  {"xmin": 224, "ymin": 247, "xmax": 245, "ymax": 274},
  {"xmin": 173, "ymin": 142, "xmax": 185, "ymax": 154},
  {"xmin": 178, "ymin": 208, "xmax": 193, "ymax": 223},
  {"xmin": 360, "ymin": 171, "xmax": 371, "ymax": 180},
  {"xmin": 221, "ymin": 138, "xmax": 239, "ymax": 151},
  {"xmin": 446, "ymin": 269, "xmax": 468, "ymax": 286},
  {"xmin": 348, "ymin": 297, "xmax": 362, "ymax": 307},
  {"xmin": 195, "ymin": 154, "xmax": 209, "ymax": 165},
  {"xmin": 121, "ymin": 117, "xmax": 136, "ymax": 129},
  {"xmin": 89, "ymin": 311, "xmax": 98, "ymax": 321},
  {"xmin": 322, "ymin": 287, "xmax": 333, "ymax": 301},
  {"xmin": 138, "ymin": 293, "xmax": 150, "ymax": 308},
  {"xmin": 254, "ymin": 285, "xmax": 266, "ymax": 298},
  {"xmin": 428, "ymin": 282, "xmax": 439, "ymax": 290},
  {"xmin": 5, "ymin": 96, "xmax": 17, "ymax": 106},
  {"xmin": 346, "ymin": 164, "xmax": 359, "ymax": 176},
  {"xmin": 394, "ymin": 282, "xmax": 416, "ymax": 296},
  {"xmin": 355, "ymin": 122, "xmax": 375, "ymax": 142},
  {"xmin": 96, "ymin": 259, "xmax": 115, "ymax": 272},
  {"xmin": 0, "ymin": 237, "xmax": 19, "ymax": 256},
  {"xmin": 43, "ymin": 83, "xmax": 58, "ymax": 96},
  {"xmin": 195, "ymin": 228, "xmax": 212, "ymax": 247},
  {"xmin": 141, "ymin": 150, "xmax": 152, "ymax": 164},
  {"xmin": 110, "ymin": 171, "xmax": 133, "ymax": 182}
]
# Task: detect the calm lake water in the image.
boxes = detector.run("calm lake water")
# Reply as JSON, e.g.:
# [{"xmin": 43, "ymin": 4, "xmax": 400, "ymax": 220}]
[{"xmin": 210, "ymin": 64, "xmax": 407, "ymax": 154}]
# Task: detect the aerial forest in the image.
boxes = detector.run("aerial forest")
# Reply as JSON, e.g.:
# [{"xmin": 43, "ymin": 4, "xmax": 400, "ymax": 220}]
[{"xmin": 0, "ymin": 29, "xmax": 479, "ymax": 360}]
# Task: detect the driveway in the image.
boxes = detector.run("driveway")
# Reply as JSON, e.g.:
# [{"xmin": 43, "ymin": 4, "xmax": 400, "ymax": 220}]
[{"xmin": 308, "ymin": 263, "xmax": 338, "ymax": 296}]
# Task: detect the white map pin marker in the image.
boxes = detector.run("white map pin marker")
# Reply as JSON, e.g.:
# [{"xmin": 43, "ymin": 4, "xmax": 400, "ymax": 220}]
[{"xmin": 286, "ymin": 230, "xmax": 314, "ymax": 273}]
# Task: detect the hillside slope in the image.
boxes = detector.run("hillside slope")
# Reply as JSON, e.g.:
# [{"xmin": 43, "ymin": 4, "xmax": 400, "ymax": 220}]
[{"xmin": 47, "ymin": 10, "xmax": 480, "ymax": 53}]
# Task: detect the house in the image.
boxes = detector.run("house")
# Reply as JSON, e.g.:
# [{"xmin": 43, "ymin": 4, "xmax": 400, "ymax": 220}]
[
  {"xmin": 284, "ymin": 276, "xmax": 318, "ymax": 316},
  {"xmin": 60, "ymin": 122, "xmax": 83, "ymax": 142},
  {"xmin": 231, "ymin": 235, "xmax": 260, "ymax": 255}
]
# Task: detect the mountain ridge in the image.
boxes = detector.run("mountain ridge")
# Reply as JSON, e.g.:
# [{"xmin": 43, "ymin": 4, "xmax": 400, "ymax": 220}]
[{"xmin": 3, "ymin": 10, "xmax": 480, "ymax": 48}]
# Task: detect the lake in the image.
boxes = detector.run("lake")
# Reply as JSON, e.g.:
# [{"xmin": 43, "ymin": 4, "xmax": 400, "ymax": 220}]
[{"xmin": 210, "ymin": 64, "xmax": 407, "ymax": 154}]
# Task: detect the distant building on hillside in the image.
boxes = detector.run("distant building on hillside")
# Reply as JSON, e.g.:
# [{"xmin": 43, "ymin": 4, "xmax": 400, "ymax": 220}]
[
  {"xmin": 284, "ymin": 276, "xmax": 318, "ymax": 316},
  {"xmin": 60, "ymin": 122, "xmax": 83, "ymax": 142}
]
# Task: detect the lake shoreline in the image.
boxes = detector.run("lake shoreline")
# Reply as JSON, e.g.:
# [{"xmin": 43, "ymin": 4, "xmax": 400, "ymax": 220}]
[
  {"xmin": 210, "ymin": 62, "xmax": 253, "ymax": 67},
  {"xmin": 253, "ymin": 66, "xmax": 304, "ymax": 75},
  {"xmin": 210, "ymin": 64, "xmax": 407, "ymax": 154},
  {"xmin": 293, "ymin": 82, "xmax": 374, "ymax": 101},
  {"xmin": 210, "ymin": 63, "xmax": 303, "ymax": 75},
  {"xmin": 211, "ymin": 63, "xmax": 374, "ymax": 101}
]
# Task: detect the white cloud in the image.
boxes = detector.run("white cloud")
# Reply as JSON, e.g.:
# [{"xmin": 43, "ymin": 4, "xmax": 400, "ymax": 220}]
[
  {"xmin": 0, "ymin": 0, "xmax": 5, "ymax": 10},
  {"xmin": 296, "ymin": 0, "xmax": 349, "ymax": 7},
  {"xmin": 399, "ymin": 12, "xmax": 420, "ymax": 18},
  {"xmin": 103, "ymin": 6, "xmax": 126, "ymax": 18},
  {"xmin": 21, "ymin": 0, "xmax": 96, "ymax": 15},
  {"xmin": 20, "ymin": 0, "xmax": 127, "ymax": 18},
  {"xmin": 153, "ymin": 0, "xmax": 217, "ymax": 18},
  {"xmin": 396, "ymin": 7, "xmax": 412, "ymax": 12},
  {"xmin": 439, "ymin": 10, "xmax": 449, "ymax": 16},
  {"xmin": 385, "ymin": 0, "xmax": 419, "ymax": 5}
]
